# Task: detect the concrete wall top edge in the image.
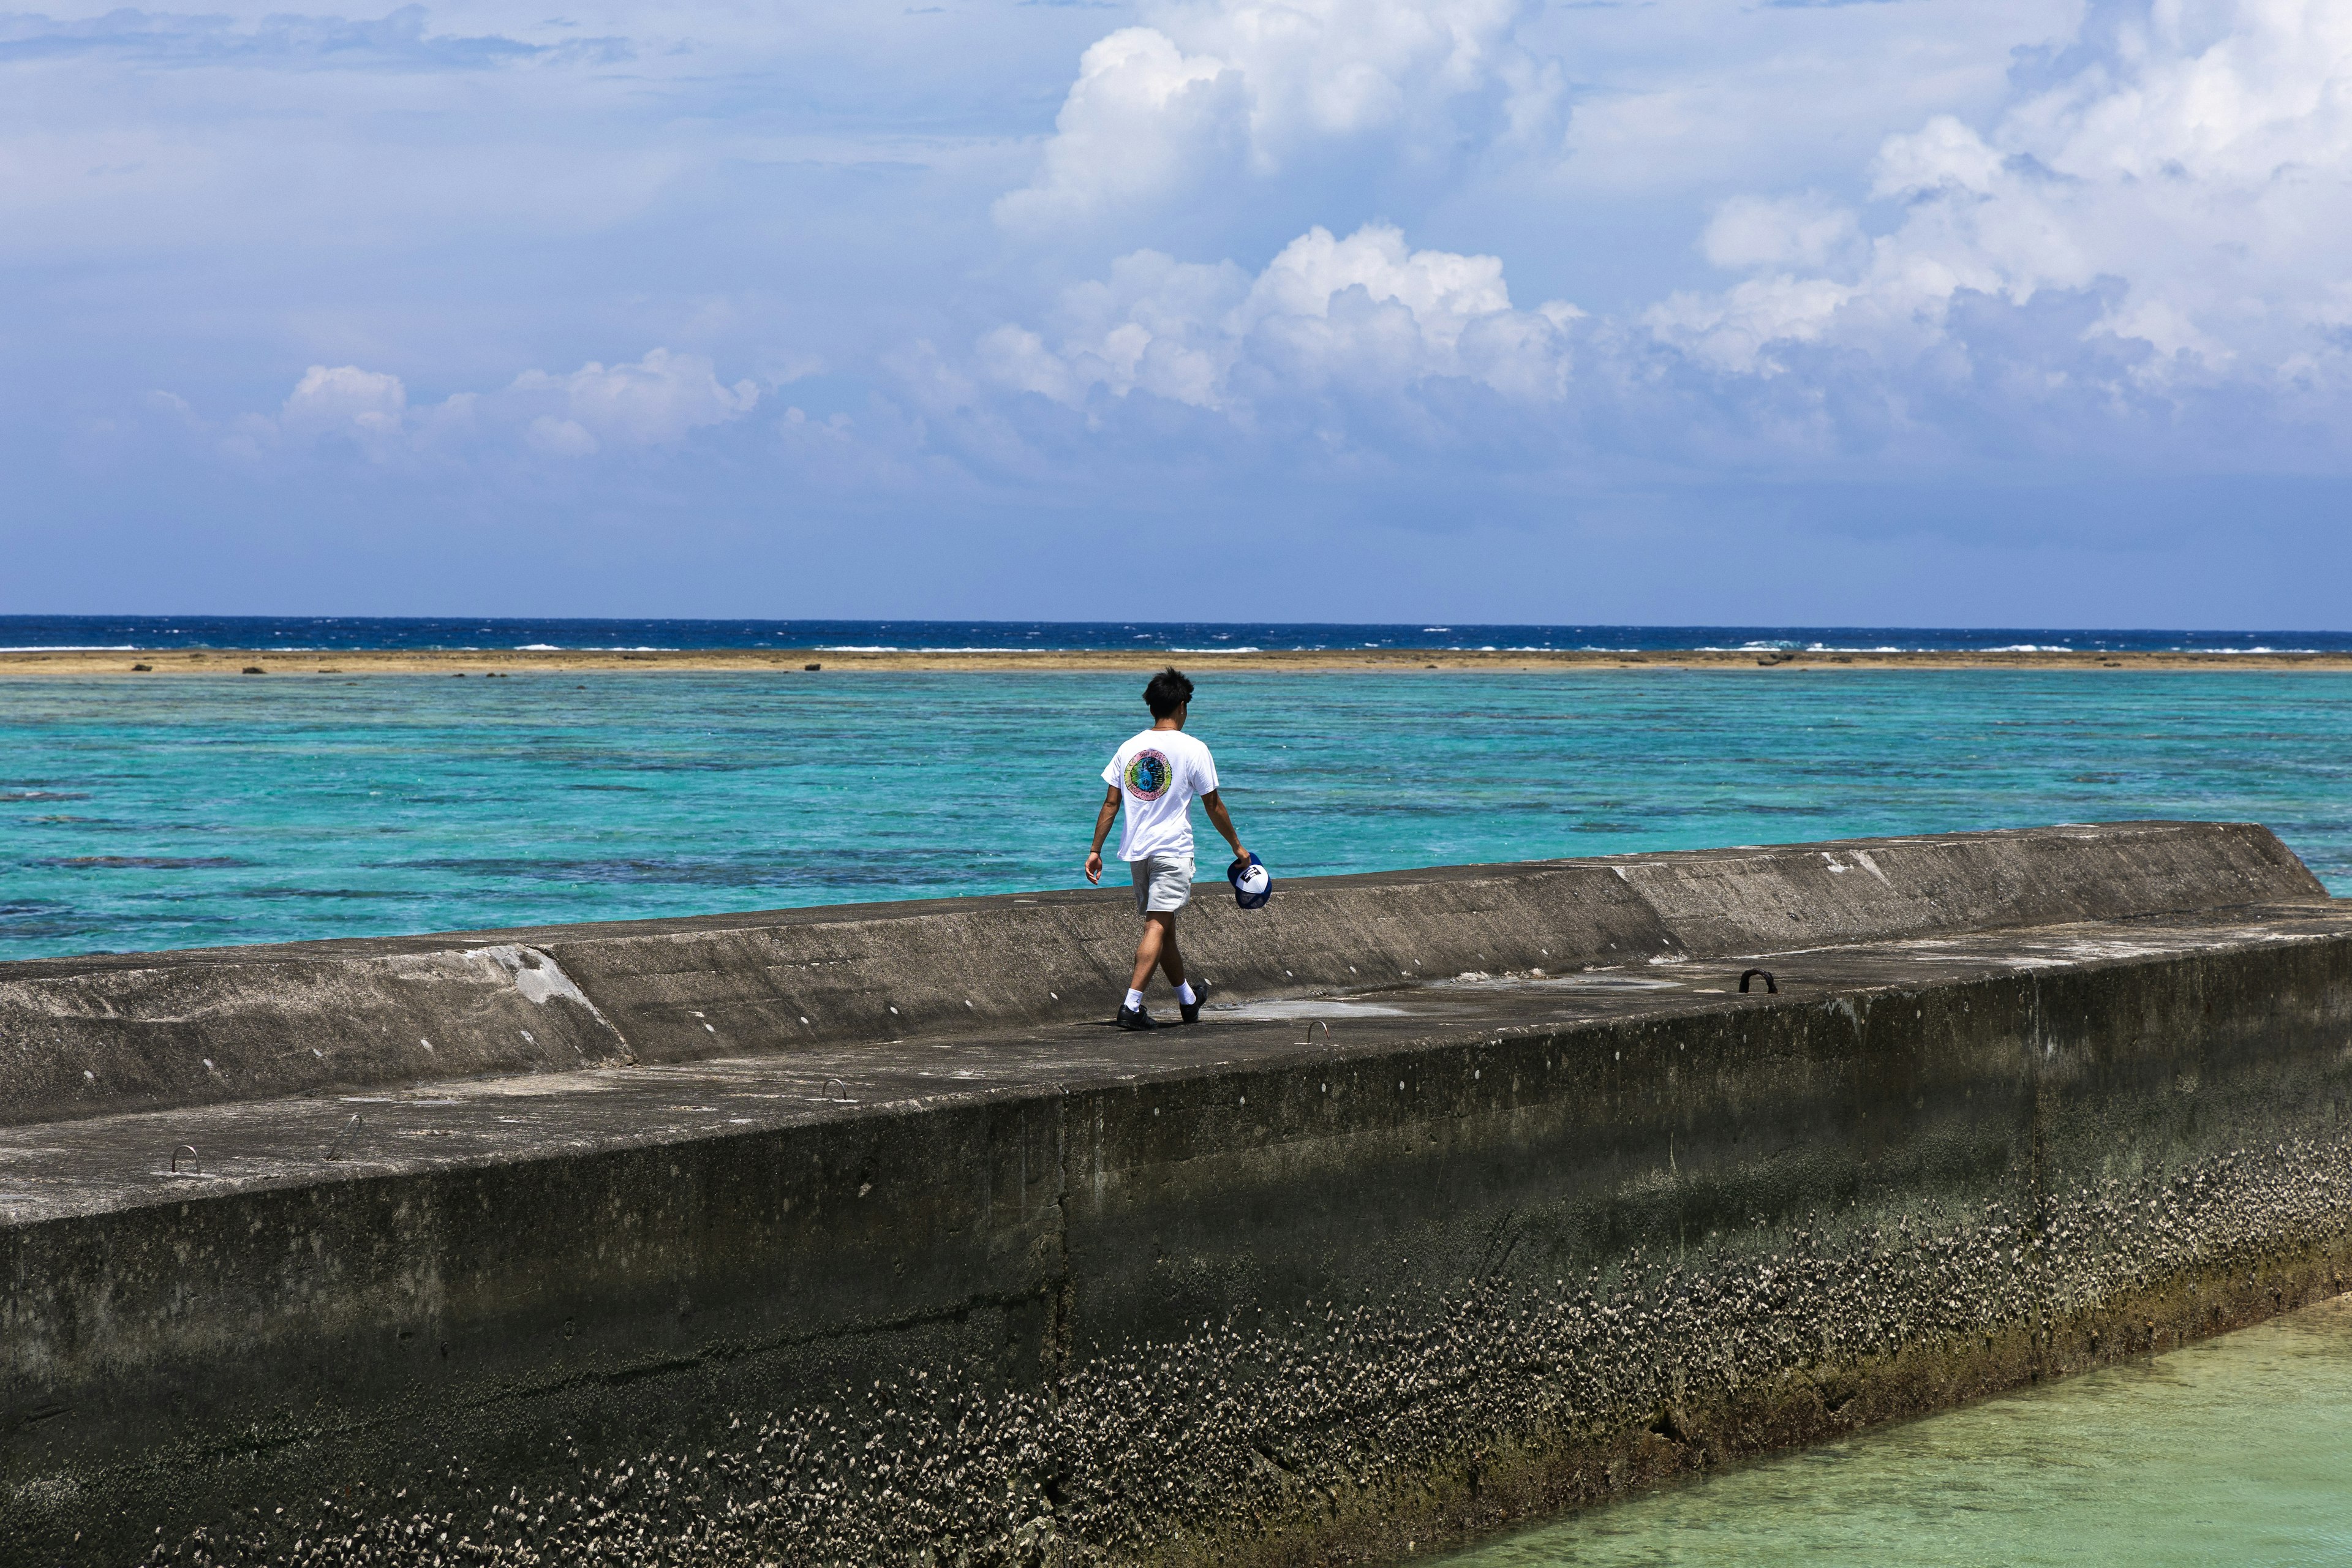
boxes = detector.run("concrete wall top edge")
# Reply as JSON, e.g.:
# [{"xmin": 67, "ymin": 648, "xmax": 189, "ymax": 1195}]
[
  {"xmin": 0, "ymin": 820, "xmax": 2287, "ymax": 974},
  {"xmin": 0, "ymin": 821, "xmax": 2328, "ymax": 1128}
]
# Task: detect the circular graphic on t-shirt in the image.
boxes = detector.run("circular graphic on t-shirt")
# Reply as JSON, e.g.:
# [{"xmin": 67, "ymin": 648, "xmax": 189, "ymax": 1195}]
[{"xmin": 1123, "ymin": 748, "xmax": 1174, "ymax": 801}]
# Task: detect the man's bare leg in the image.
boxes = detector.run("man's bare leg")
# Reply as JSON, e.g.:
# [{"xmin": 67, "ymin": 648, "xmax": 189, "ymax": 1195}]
[
  {"xmin": 1156, "ymin": 921, "xmax": 1186, "ymax": 990},
  {"xmin": 1128, "ymin": 911, "xmax": 1181, "ymax": 993}
]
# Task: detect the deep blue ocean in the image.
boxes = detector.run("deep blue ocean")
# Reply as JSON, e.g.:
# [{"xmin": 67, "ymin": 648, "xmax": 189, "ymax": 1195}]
[{"xmin": 4, "ymin": 615, "xmax": 2350, "ymax": 654}]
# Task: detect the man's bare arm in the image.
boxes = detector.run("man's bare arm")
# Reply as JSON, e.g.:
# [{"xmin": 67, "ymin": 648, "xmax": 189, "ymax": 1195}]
[
  {"xmin": 1084, "ymin": 784, "xmax": 1120, "ymax": 884},
  {"xmin": 1201, "ymin": 790, "xmax": 1248, "ymax": 865}
]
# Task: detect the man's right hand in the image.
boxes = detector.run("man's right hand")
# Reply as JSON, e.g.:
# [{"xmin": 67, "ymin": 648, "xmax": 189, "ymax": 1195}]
[{"xmin": 1085, "ymin": 850, "xmax": 1104, "ymax": 884}]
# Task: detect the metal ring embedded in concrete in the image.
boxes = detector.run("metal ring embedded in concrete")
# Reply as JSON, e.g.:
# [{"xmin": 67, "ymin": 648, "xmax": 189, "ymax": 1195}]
[
  {"xmin": 1740, "ymin": 969, "xmax": 1778, "ymax": 994},
  {"xmin": 1300, "ymin": 1020, "xmax": 1333, "ymax": 1047},
  {"xmin": 323, "ymin": 1113, "xmax": 363, "ymax": 1161},
  {"xmin": 169, "ymin": 1144, "xmax": 197, "ymax": 1174}
]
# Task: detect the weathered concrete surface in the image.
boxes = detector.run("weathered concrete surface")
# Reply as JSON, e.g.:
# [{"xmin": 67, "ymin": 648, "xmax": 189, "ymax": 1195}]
[
  {"xmin": 0, "ymin": 820, "xmax": 2318, "ymax": 1128},
  {"xmin": 3, "ymin": 824, "xmax": 2350, "ymax": 1566}
]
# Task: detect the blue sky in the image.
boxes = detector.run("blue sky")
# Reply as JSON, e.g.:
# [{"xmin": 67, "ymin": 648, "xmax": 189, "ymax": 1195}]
[{"xmin": 6, "ymin": 0, "xmax": 2350, "ymax": 625}]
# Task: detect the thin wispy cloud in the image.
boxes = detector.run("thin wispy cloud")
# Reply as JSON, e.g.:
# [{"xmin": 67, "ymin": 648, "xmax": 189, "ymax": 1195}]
[{"xmin": 0, "ymin": 6, "xmax": 629, "ymax": 67}]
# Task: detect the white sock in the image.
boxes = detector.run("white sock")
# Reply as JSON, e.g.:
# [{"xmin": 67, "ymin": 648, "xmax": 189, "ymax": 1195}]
[
  {"xmin": 1175, "ymin": 981, "xmax": 1197, "ymax": 1005},
  {"xmin": 1124, "ymin": 988, "xmax": 1145, "ymax": 1011}
]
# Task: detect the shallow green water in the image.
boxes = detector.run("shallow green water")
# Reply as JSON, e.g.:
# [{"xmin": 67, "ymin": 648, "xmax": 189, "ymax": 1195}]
[
  {"xmin": 1436, "ymin": 1295, "xmax": 2352, "ymax": 1567},
  {"xmin": 3, "ymin": 669, "xmax": 2350, "ymax": 960}
]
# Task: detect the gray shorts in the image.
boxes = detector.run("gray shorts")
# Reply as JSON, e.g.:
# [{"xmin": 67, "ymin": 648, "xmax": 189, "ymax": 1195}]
[{"xmin": 1129, "ymin": 854, "xmax": 1194, "ymax": 914}]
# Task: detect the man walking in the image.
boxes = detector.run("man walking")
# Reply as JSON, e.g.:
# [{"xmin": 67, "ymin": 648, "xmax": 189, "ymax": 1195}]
[{"xmin": 1085, "ymin": 667, "xmax": 1250, "ymax": 1030}]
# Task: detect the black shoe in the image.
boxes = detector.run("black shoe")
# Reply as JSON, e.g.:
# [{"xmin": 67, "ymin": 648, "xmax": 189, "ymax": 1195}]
[
  {"xmin": 1117, "ymin": 1005, "xmax": 1159, "ymax": 1031},
  {"xmin": 1179, "ymin": 982, "xmax": 1208, "ymax": 1025}
]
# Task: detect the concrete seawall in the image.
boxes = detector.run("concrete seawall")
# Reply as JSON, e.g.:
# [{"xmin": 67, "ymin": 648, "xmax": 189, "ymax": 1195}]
[{"xmin": 6, "ymin": 822, "xmax": 2352, "ymax": 1565}]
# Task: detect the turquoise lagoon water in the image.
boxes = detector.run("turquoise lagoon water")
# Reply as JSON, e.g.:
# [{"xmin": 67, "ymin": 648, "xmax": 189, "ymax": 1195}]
[
  {"xmin": 1436, "ymin": 1294, "xmax": 2352, "ymax": 1567},
  {"xmin": 2, "ymin": 668, "xmax": 2350, "ymax": 961}
]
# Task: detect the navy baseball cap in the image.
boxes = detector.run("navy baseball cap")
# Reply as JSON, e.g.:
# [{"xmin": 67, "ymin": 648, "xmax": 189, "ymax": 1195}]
[{"xmin": 1227, "ymin": 852, "xmax": 1272, "ymax": 910}]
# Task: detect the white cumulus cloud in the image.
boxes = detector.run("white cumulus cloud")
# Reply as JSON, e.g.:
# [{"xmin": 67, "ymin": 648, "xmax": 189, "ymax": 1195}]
[
  {"xmin": 279, "ymin": 364, "xmax": 407, "ymax": 439},
  {"xmin": 980, "ymin": 222, "xmax": 1580, "ymax": 415},
  {"xmin": 1869, "ymin": 114, "xmax": 2006, "ymax": 202},
  {"xmin": 1653, "ymin": 0, "xmax": 2352, "ymax": 388},
  {"xmin": 1703, "ymin": 192, "xmax": 1866, "ymax": 274},
  {"xmin": 508, "ymin": 347, "xmax": 761, "ymax": 450},
  {"xmin": 993, "ymin": 0, "xmax": 1547, "ymax": 239},
  {"xmin": 219, "ymin": 347, "xmax": 765, "ymax": 462},
  {"xmin": 992, "ymin": 28, "xmax": 1246, "ymax": 236},
  {"xmin": 526, "ymin": 414, "xmax": 601, "ymax": 458}
]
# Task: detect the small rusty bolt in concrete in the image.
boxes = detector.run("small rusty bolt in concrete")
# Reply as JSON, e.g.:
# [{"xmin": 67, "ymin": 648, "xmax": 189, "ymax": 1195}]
[
  {"xmin": 323, "ymin": 1112, "xmax": 364, "ymax": 1161},
  {"xmin": 170, "ymin": 1145, "xmax": 198, "ymax": 1174}
]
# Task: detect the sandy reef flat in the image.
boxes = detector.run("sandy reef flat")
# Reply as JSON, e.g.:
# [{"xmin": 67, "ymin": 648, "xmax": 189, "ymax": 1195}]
[{"xmin": 4, "ymin": 646, "xmax": 2351, "ymax": 676}]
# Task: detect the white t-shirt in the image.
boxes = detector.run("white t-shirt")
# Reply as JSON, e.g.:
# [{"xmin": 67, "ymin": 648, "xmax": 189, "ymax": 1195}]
[{"xmin": 1102, "ymin": 728, "xmax": 1219, "ymax": 862}]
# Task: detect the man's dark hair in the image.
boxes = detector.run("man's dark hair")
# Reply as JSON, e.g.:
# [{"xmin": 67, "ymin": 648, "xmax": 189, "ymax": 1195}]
[{"xmin": 1144, "ymin": 666, "xmax": 1194, "ymax": 718}]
